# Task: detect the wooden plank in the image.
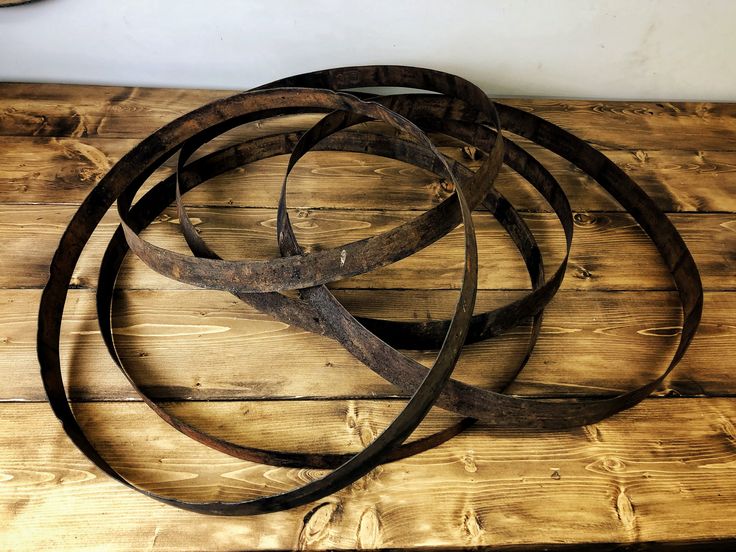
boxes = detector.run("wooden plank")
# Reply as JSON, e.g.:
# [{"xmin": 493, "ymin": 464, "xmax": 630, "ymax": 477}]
[
  {"xmin": 2, "ymin": 84, "xmax": 736, "ymax": 150},
  {"xmin": 501, "ymin": 98, "xmax": 736, "ymax": 151},
  {"xmin": 0, "ymin": 135, "xmax": 446, "ymax": 209},
  {"xmin": 2, "ymin": 83, "xmax": 733, "ymax": 549},
  {"xmin": 3, "ymin": 136, "xmax": 736, "ymax": 213},
  {"xmin": 2, "ymin": 205, "xmax": 734, "ymax": 291},
  {"xmin": 0, "ymin": 84, "xmax": 231, "ymax": 138},
  {"xmin": 4, "ymin": 288, "xmax": 734, "ymax": 401},
  {"xmin": 2, "ymin": 398, "xmax": 736, "ymax": 550}
]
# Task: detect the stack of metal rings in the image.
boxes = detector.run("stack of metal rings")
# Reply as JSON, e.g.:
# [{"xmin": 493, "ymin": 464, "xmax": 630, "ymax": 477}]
[{"xmin": 38, "ymin": 66, "xmax": 703, "ymax": 515}]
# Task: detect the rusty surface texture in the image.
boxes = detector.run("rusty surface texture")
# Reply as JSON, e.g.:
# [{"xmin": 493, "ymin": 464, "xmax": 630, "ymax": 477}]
[{"xmin": 37, "ymin": 66, "xmax": 703, "ymax": 515}]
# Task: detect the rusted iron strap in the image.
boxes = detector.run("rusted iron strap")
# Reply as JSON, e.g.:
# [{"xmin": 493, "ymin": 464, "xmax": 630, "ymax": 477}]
[
  {"xmin": 96, "ymin": 129, "xmax": 553, "ymax": 469},
  {"xmin": 38, "ymin": 66, "xmax": 703, "ymax": 515},
  {"xmin": 100, "ymin": 70, "xmax": 525, "ymax": 472},
  {"xmin": 40, "ymin": 78, "xmax": 485, "ymax": 515},
  {"xmin": 147, "ymin": 106, "xmax": 568, "ymax": 468}
]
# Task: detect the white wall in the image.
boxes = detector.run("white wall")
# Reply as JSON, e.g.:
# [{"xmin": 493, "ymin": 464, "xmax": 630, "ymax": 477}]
[{"xmin": 1, "ymin": 0, "xmax": 734, "ymax": 101}]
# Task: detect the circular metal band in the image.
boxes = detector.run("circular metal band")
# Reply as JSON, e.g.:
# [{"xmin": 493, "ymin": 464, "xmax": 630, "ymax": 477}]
[
  {"xmin": 38, "ymin": 65, "xmax": 703, "ymax": 515},
  {"xmin": 98, "ymin": 129, "xmax": 552, "ymax": 469},
  {"xmin": 39, "ymin": 83, "xmax": 482, "ymax": 515}
]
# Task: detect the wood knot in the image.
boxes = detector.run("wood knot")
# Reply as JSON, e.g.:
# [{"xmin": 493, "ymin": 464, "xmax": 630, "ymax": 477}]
[
  {"xmin": 461, "ymin": 146, "xmax": 482, "ymax": 161},
  {"xmin": 634, "ymin": 150, "xmax": 649, "ymax": 163},
  {"xmin": 440, "ymin": 179, "xmax": 455, "ymax": 193},
  {"xmin": 601, "ymin": 456, "xmax": 627, "ymax": 473},
  {"xmin": 69, "ymin": 276, "xmax": 86, "ymax": 288},
  {"xmin": 586, "ymin": 456, "xmax": 627, "ymax": 475},
  {"xmin": 636, "ymin": 325, "xmax": 682, "ymax": 337},
  {"xmin": 358, "ymin": 424, "xmax": 376, "ymax": 447},
  {"xmin": 615, "ymin": 489, "xmax": 636, "ymax": 531},
  {"xmin": 356, "ymin": 508, "xmax": 382, "ymax": 549},
  {"xmin": 345, "ymin": 402, "xmax": 358, "ymax": 429},
  {"xmin": 573, "ymin": 212, "xmax": 598, "ymax": 226},
  {"xmin": 461, "ymin": 451, "xmax": 478, "ymax": 473},
  {"xmin": 573, "ymin": 265, "xmax": 593, "ymax": 280},
  {"xmin": 462, "ymin": 509, "xmax": 485, "ymax": 541},
  {"xmin": 345, "ymin": 402, "xmax": 376, "ymax": 446},
  {"xmin": 695, "ymin": 104, "xmax": 711, "ymax": 119},
  {"xmin": 583, "ymin": 424, "xmax": 603, "ymax": 442},
  {"xmin": 298, "ymin": 501, "xmax": 340, "ymax": 548},
  {"xmin": 719, "ymin": 417, "xmax": 736, "ymax": 444},
  {"xmin": 550, "ymin": 468, "xmax": 561, "ymax": 480}
]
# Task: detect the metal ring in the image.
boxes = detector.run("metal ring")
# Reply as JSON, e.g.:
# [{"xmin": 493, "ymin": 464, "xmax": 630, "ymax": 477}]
[
  {"xmin": 39, "ymin": 83, "xmax": 482, "ymax": 515},
  {"xmin": 38, "ymin": 65, "xmax": 703, "ymax": 515}
]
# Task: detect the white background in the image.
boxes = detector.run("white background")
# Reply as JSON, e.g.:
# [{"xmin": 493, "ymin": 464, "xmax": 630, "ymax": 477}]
[{"xmin": 1, "ymin": 0, "xmax": 734, "ymax": 100}]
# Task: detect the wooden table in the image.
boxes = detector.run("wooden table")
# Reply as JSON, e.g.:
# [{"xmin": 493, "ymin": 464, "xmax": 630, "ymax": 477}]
[{"xmin": 1, "ymin": 83, "xmax": 735, "ymax": 550}]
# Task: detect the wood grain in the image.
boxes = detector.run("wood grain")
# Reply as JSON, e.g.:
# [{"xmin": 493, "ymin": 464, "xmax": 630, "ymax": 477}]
[
  {"xmin": 2, "ymin": 136, "xmax": 736, "ymax": 212},
  {"xmin": 2, "ymin": 83, "xmax": 735, "ymax": 549},
  {"xmin": 2, "ymin": 205, "xmax": 734, "ymax": 291},
  {"xmin": 2, "ymin": 399, "xmax": 736, "ymax": 550},
  {"xmin": 3, "ymin": 288, "xmax": 734, "ymax": 401},
  {"xmin": 2, "ymin": 83, "xmax": 735, "ymax": 150}
]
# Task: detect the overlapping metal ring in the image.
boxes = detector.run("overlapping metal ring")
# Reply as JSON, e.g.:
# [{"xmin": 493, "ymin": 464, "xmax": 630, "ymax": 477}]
[{"xmin": 38, "ymin": 66, "xmax": 703, "ymax": 515}]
